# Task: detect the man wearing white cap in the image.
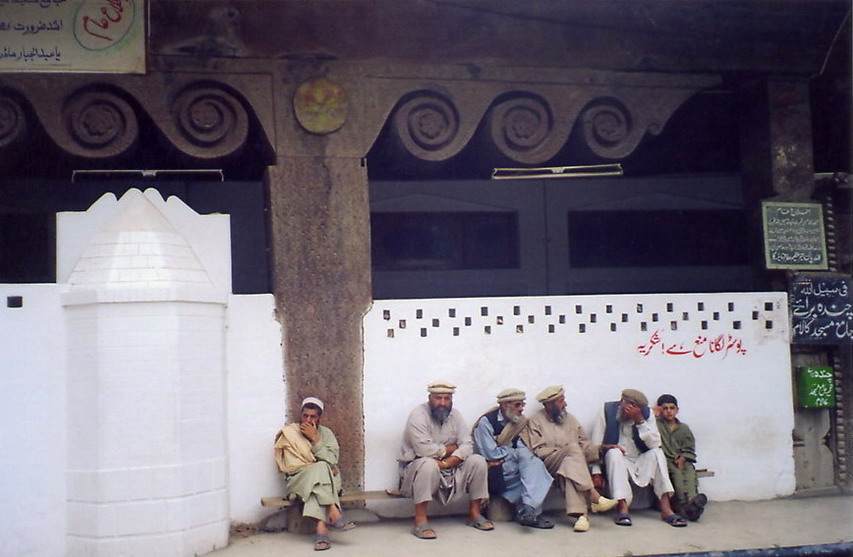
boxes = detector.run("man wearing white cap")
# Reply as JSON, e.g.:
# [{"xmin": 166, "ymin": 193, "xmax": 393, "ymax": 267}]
[
  {"xmin": 275, "ymin": 397, "xmax": 355, "ymax": 551},
  {"xmin": 589, "ymin": 388, "xmax": 686, "ymax": 528},
  {"xmin": 398, "ymin": 381, "xmax": 492, "ymax": 539},
  {"xmin": 527, "ymin": 385, "xmax": 618, "ymax": 532},
  {"xmin": 473, "ymin": 388, "xmax": 554, "ymax": 529}
]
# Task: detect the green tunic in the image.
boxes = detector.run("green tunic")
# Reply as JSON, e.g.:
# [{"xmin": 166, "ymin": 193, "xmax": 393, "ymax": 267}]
[
  {"xmin": 282, "ymin": 425, "xmax": 343, "ymax": 521},
  {"xmin": 656, "ymin": 417, "xmax": 698, "ymax": 507}
]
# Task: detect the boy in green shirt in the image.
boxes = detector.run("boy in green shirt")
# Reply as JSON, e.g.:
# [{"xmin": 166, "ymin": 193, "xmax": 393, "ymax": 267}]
[{"xmin": 655, "ymin": 394, "xmax": 707, "ymax": 521}]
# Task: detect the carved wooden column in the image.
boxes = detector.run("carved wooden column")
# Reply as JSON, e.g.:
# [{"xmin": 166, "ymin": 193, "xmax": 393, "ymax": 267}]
[
  {"xmin": 266, "ymin": 156, "xmax": 371, "ymax": 492},
  {"xmin": 739, "ymin": 78, "xmax": 817, "ymax": 290},
  {"xmin": 740, "ymin": 79, "xmax": 816, "ymax": 202}
]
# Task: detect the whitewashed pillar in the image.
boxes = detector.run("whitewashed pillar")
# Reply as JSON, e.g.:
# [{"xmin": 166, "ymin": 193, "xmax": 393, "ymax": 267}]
[{"xmin": 62, "ymin": 190, "xmax": 229, "ymax": 557}]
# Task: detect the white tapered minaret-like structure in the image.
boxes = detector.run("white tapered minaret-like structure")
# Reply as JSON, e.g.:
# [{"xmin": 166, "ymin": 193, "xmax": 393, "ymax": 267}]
[{"xmin": 63, "ymin": 189, "xmax": 229, "ymax": 557}]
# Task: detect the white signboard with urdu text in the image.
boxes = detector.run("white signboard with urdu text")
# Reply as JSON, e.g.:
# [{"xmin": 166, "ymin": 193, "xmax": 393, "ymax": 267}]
[{"xmin": 0, "ymin": 0, "xmax": 144, "ymax": 73}]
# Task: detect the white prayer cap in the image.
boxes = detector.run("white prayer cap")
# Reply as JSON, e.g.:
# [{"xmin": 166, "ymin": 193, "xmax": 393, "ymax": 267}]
[{"xmin": 301, "ymin": 396, "xmax": 325, "ymax": 411}]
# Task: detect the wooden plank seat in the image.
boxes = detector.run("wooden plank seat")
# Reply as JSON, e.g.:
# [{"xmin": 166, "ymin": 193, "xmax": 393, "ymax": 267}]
[
  {"xmin": 260, "ymin": 489, "xmax": 405, "ymax": 509},
  {"xmin": 260, "ymin": 490, "xmax": 406, "ymax": 534}
]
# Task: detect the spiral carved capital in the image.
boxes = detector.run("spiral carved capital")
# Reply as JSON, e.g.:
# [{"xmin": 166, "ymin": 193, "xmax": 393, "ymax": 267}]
[
  {"xmin": 173, "ymin": 85, "xmax": 249, "ymax": 158},
  {"xmin": 391, "ymin": 93, "xmax": 459, "ymax": 161},
  {"xmin": 0, "ymin": 95, "xmax": 26, "ymax": 148},
  {"xmin": 64, "ymin": 90, "xmax": 138, "ymax": 158},
  {"xmin": 488, "ymin": 96, "xmax": 554, "ymax": 163},
  {"xmin": 580, "ymin": 99, "xmax": 644, "ymax": 159}
]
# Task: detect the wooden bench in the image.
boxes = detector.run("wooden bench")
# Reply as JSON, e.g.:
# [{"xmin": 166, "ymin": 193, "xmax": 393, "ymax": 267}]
[
  {"xmin": 260, "ymin": 490, "xmax": 405, "ymax": 533},
  {"xmin": 261, "ymin": 471, "xmax": 715, "ymax": 532}
]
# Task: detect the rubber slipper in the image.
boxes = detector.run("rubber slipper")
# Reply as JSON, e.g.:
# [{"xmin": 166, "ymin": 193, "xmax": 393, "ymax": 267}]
[
  {"xmin": 330, "ymin": 515, "xmax": 356, "ymax": 531},
  {"xmin": 466, "ymin": 515, "xmax": 495, "ymax": 531},
  {"xmin": 313, "ymin": 533, "xmax": 331, "ymax": 551},
  {"xmin": 411, "ymin": 522, "xmax": 437, "ymax": 539},
  {"xmin": 614, "ymin": 513, "xmax": 632, "ymax": 526},
  {"xmin": 532, "ymin": 515, "xmax": 554, "ymax": 529},
  {"xmin": 663, "ymin": 513, "xmax": 688, "ymax": 527}
]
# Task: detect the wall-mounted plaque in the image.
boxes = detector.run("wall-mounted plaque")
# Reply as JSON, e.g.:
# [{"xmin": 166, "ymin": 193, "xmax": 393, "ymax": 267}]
[
  {"xmin": 0, "ymin": 0, "xmax": 145, "ymax": 74},
  {"xmin": 790, "ymin": 273, "xmax": 853, "ymax": 344},
  {"xmin": 762, "ymin": 201, "xmax": 827, "ymax": 270}
]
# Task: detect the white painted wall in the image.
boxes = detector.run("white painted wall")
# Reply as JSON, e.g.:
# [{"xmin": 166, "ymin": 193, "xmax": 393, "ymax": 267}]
[
  {"xmin": 364, "ymin": 293, "xmax": 794, "ymax": 516},
  {"xmin": 0, "ymin": 284, "xmax": 67, "ymax": 557},
  {"xmin": 226, "ymin": 294, "xmax": 287, "ymax": 524}
]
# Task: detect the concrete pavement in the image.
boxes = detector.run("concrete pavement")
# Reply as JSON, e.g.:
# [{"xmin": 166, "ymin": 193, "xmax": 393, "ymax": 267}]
[{"xmin": 211, "ymin": 493, "xmax": 853, "ymax": 557}]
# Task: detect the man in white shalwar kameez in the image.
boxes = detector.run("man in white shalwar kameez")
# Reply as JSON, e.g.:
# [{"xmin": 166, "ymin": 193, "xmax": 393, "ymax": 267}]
[
  {"xmin": 399, "ymin": 381, "xmax": 492, "ymax": 539},
  {"xmin": 590, "ymin": 388, "xmax": 687, "ymax": 527}
]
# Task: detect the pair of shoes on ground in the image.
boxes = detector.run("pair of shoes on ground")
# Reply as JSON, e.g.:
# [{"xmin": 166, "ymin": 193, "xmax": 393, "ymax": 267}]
[
  {"xmin": 516, "ymin": 505, "xmax": 555, "ymax": 529},
  {"xmin": 682, "ymin": 493, "xmax": 708, "ymax": 521},
  {"xmin": 612, "ymin": 511, "xmax": 688, "ymax": 527},
  {"xmin": 590, "ymin": 496, "xmax": 618, "ymax": 514},
  {"xmin": 412, "ymin": 515, "xmax": 495, "ymax": 540},
  {"xmin": 314, "ymin": 515, "xmax": 356, "ymax": 550}
]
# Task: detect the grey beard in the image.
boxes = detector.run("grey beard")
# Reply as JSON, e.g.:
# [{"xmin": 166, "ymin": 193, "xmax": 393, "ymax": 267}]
[
  {"xmin": 431, "ymin": 406, "xmax": 451, "ymax": 422},
  {"xmin": 506, "ymin": 411, "xmax": 523, "ymax": 424}
]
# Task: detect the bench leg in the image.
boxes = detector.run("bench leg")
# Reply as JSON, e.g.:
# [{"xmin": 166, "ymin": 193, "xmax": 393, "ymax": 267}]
[
  {"xmin": 485, "ymin": 495, "xmax": 516, "ymax": 522},
  {"xmin": 288, "ymin": 504, "xmax": 317, "ymax": 535}
]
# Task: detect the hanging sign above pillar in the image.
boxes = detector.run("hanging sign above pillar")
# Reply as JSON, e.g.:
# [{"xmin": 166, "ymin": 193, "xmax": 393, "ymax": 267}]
[
  {"xmin": 761, "ymin": 201, "xmax": 828, "ymax": 270},
  {"xmin": 0, "ymin": 0, "xmax": 145, "ymax": 74}
]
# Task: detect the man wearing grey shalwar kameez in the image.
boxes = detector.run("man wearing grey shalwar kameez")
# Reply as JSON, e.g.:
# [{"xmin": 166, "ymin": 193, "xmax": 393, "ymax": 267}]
[
  {"xmin": 274, "ymin": 397, "xmax": 355, "ymax": 551},
  {"xmin": 473, "ymin": 388, "xmax": 554, "ymax": 529},
  {"xmin": 398, "ymin": 381, "xmax": 492, "ymax": 539}
]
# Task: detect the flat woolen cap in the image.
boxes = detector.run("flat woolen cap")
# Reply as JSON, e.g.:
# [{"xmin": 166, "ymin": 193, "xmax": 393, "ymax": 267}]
[
  {"xmin": 621, "ymin": 388, "xmax": 649, "ymax": 408},
  {"xmin": 301, "ymin": 396, "xmax": 325, "ymax": 411},
  {"xmin": 428, "ymin": 380, "xmax": 456, "ymax": 394},
  {"xmin": 536, "ymin": 385, "xmax": 564, "ymax": 403},
  {"xmin": 496, "ymin": 388, "xmax": 526, "ymax": 403}
]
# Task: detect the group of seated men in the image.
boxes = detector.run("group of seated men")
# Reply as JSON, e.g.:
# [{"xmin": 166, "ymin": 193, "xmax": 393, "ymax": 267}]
[{"xmin": 274, "ymin": 383, "xmax": 707, "ymax": 550}]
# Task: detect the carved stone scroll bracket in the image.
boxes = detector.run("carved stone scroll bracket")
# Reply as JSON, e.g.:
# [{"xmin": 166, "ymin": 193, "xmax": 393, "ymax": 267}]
[
  {"xmin": 486, "ymin": 93, "xmax": 568, "ymax": 164},
  {"xmin": 0, "ymin": 93, "xmax": 27, "ymax": 149},
  {"xmin": 171, "ymin": 84, "xmax": 250, "ymax": 159},
  {"xmin": 579, "ymin": 88, "xmax": 702, "ymax": 160},
  {"xmin": 63, "ymin": 88, "xmax": 139, "ymax": 159},
  {"xmin": 388, "ymin": 91, "xmax": 472, "ymax": 162}
]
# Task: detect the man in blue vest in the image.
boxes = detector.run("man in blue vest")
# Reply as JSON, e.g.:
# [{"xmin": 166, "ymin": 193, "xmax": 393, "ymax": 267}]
[
  {"xmin": 473, "ymin": 388, "xmax": 555, "ymax": 529},
  {"xmin": 590, "ymin": 389, "xmax": 687, "ymax": 527}
]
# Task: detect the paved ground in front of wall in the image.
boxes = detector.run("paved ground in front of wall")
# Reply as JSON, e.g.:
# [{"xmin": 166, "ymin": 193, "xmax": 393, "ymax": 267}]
[{"xmin": 211, "ymin": 493, "xmax": 853, "ymax": 557}]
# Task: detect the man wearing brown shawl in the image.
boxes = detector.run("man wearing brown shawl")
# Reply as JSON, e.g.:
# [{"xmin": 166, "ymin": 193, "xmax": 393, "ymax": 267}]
[{"xmin": 528, "ymin": 385, "xmax": 617, "ymax": 532}]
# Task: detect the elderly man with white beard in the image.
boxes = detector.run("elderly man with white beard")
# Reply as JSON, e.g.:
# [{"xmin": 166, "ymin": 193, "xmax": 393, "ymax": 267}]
[
  {"xmin": 398, "ymin": 381, "xmax": 492, "ymax": 539},
  {"xmin": 589, "ymin": 388, "xmax": 687, "ymax": 528},
  {"xmin": 527, "ymin": 386, "xmax": 618, "ymax": 532},
  {"xmin": 473, "ymin": 388, "xmax": 555, "ymax": 529}
]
